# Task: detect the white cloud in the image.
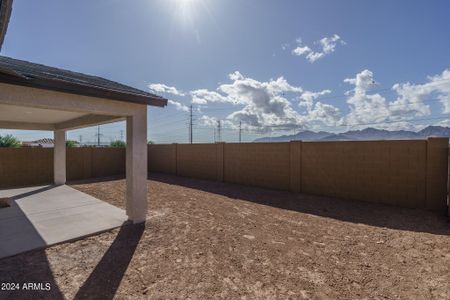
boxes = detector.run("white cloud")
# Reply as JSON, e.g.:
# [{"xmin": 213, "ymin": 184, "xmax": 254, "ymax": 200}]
[
  {"xmin": 434, "ymin": 119, "xmax": 450, "ymax": 127},
  {"xmin": 292, "ymin": 46, "xmax": 311, "ymax": 56},
  {"xmin": 168, "ymin": 100, "xmax": 190, "ymax": 112},
  {"xmin": 392, "ymin": 69, "xmax": 450, "ymax": 114},
  {"xmin": 341, "ymin": 69, "xmax": 450, "ymax": 130},
  {"xmin": 148, "ymin": 83, "xmax": 185, "ymax": 96},
  {"xmin": 190, "ymin": 89, "xmax": 231, "ymax": 104},
  {"xmin": 199, "ymin": 115, "xmax": 218, "ymax": 127},
  {"xmin": 152, "ymin": 69, "xmax": 450, "ymax": 134},
  {"xmin": 191, "ymin": 71, "xmax": 340, "ymax": 131},
  {"xmin": 291, "ymin": 34, "xmax": 345, "ymax": 63},
  {"xmin": 299, "ymin": 89, "xmax": 331, "ymax": 111},
  {"xmin": 343, "ymin": 70, "xmax": 392, "ymax": 127},
  {"xmin": 319, "ymin": 34, "xmax": 345, "ymax": 53}
]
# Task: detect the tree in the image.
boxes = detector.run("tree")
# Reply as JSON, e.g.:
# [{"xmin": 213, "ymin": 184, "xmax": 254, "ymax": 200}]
[
  {"xmin": 66, "ymin": 140, "xmax": 78, "ymax": 148},
  {"xmin": 147, "ymin": 140, "xmax": 154, "ymax": 144},
  {"xmin": 0, "ymin": 135, "xmax": 21, "ymax": 148},
  {"xmin": 110, "ymin": 140, "xmax": 126, "ymax": 148}
]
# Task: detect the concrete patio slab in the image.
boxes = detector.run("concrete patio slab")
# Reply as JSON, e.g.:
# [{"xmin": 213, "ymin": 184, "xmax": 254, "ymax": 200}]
[{"xmin": 0, "ymin": 185, "xmax": 128, "ymax": 259}]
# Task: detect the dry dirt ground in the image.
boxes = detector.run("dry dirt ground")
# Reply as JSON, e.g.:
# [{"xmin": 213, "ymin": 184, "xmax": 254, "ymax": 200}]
[{"xmin": 0, "ymin": 173, "xmax": 450, "ymax": 299}]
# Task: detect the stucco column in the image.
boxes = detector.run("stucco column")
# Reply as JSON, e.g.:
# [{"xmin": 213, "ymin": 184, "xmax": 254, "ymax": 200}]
[
  {"xmin": 54, "ymin": 129, "xmax": 66, "ymax": 185},
  {"xmin": 126, "ymin": 107, "xmax": 148, "ymax": 223}
]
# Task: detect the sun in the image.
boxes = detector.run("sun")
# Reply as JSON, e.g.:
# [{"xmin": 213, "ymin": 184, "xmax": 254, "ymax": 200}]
[
  {"xmin": 176, "ymin": 0, "xmax": 196, "ymax": 14},
  {"xmin": 173, "ymin": 0, "xmax": 199, "ymax": 22}
]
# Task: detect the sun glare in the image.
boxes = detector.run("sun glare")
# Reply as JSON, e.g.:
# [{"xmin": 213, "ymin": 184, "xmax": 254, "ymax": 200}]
[
  {"xmin": 172, "ymin": 0, "xmax": 200, "ymax": 23},
  {"xmin": 176, "ymin": 0, "xmax": 195, "ymax": 15}
]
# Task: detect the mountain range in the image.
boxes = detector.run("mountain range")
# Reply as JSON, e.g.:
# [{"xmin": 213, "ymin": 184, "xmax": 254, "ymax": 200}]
[{"xmin": 253, "ymin": 126, "xmax": 450, "ymax": 142}]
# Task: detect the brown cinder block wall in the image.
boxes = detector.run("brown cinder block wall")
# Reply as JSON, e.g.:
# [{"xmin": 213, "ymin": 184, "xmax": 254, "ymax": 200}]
[
  {"xmin": 301, "ymin": 140, "xmax": 428, "ymax": 208},
  {"xmin": 425, "ymin": 137, "xmax": 449, "ymax": 210},
  {"xmin": 224, "ymin": 142, "xmax": 291, "ymax": 191},
  {"xmin": 0, "ymin": 147, "xmax": 126, "ymax": 188},
  {"xmin": 148, "ymin": 144, "xmax": 177, "ymax": 174},
  {"xmin": 0, "ymin": 138, "xmax": 448, "ymax": 211},
  {"xmin": 176, "ymin": 143, "xmax": 218, "ymax": 180},
  {"xmin": 0, "ymin": 148, "xmax": 53, "ymax": 188},
  {"xmin": 146, "ymin": 138, "xmax": 448, "ymax": 211}
]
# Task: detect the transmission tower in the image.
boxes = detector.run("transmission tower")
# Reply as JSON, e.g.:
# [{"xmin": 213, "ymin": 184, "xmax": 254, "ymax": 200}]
[
  {"xmin": 217, "ymin": 120, "xmax": 222, "ymax": 142},
  {"xmin": 189, "ymin": 105, "xmax": 193, "ymax": 144},
  {"xmin": 95, "ymin": 126, "xmax": 104, "ymax": 147},
  {"xmin": 239, "ymin": 121, "xmax": 242, "ymax": 143}
]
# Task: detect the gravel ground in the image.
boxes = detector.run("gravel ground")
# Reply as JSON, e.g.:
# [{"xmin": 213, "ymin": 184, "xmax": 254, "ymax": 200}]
[{"xmin": 0, "ymin": 173, "xmax": 449, "ymax": 299}]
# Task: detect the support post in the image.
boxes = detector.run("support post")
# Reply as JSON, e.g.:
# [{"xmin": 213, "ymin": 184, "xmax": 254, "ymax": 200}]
[
  {"xmin": 126, "ymin": 108, "xmax": 148, "ymax": 223},
  {"xmin": 54, "ymin": 129, "xmax": 66, "ymax": 185},
  {"xmin": 425, "ymin": 137, "xmax": 449, "ymax": 211}
]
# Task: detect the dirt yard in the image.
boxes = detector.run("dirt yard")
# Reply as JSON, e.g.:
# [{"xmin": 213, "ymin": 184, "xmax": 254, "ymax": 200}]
[{"xmin": 0, "ymin": 174, "xmax": 449, "ymax": 299}]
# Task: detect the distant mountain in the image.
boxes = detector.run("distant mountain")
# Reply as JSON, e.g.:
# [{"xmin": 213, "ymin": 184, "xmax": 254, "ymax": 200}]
[
  {"xmin": 417, "ymin": 125, "xmax": 450, "ymax": 138},
  {"xmin": 253, "ymin": 125, "xmax": 450, "ymax": 142},
  {"xmin": 254, "ymin": 130, "xmax": 331, "ymax": 142}
]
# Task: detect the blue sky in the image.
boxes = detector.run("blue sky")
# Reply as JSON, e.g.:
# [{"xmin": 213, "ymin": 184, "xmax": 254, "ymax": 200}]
[{"xmin": 1, "ymin": 0, "xmax": 450, "ymax": 143}]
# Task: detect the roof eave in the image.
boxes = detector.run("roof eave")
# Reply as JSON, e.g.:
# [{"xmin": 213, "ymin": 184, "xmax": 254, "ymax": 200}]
[{"xmin": 0, "ymin": 72, "xmax": 168, "ymax": 107}]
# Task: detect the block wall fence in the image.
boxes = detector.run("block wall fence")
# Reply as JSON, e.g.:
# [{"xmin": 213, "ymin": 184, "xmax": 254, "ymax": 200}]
[
  {"xmin": 0, "ymin": 147, "xmax": 125, "ymax": 188},
  {"xmin": 149, "ymin": 138, "xmax": 449, "ymax": 211},
  {"xmin": 0, "ymin": 138, "xmax": 448, "ymax": 210}
]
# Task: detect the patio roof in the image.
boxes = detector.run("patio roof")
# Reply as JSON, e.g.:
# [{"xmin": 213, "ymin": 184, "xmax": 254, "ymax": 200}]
[{"xmin": 0, "ymin": 56, "xmax": 168, "ymax": 107}]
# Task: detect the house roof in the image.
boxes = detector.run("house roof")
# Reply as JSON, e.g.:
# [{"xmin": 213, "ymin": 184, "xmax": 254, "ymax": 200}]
[
  {"xmin": 24, "ymin": 138, "xmax": 54, "ymax": 145},
  {"xmin": 0, "ymin": 56, "xmax": 168, "ymax": 107}
]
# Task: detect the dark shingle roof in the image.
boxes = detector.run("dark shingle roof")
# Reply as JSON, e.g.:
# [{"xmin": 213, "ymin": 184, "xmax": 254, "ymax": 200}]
[{"xmin": 0, "ymin": 56, "xmax": 168, "ymax": 107}]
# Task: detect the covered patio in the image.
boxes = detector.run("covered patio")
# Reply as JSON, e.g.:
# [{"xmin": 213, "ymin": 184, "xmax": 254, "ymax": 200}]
[
  {"xmin": 0, "ymin": 56, "xmax": 167, "ymax": 258},
  {"xmin": 0, "ymin": 185, "xmax": 128, "ymax": 259}
]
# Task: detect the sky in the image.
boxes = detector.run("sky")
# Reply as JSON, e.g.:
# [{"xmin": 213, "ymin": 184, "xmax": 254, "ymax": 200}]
[{"xmin": 1, "ymin": 0, "xmax": 450, "ymax": 143}]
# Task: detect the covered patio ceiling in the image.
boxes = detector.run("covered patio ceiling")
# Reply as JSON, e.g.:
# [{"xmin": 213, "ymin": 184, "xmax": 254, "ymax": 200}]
[{"xmin": 0, "ymin": 103, "xmax": 124, "ymax": 131}]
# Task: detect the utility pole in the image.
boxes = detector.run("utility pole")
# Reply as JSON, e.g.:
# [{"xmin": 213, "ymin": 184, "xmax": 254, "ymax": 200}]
[
  {"xmin": 95, "ymin": 126, "xmax": 103, "ymax": 147},
  {"xmin": 97, "ymin": 126, "xmax": 100, "ymax": 146},
  {"xmin": 79, "ymin": 135, "xmax": 83, "ymax": 145},
  {"xmin": 120, "ymin": 130, "xmax": 124, "ymax": 142},
  {"xmin": 189, "ymin": 104, "xmax": 193, "ymax": 144},
  {"xmin": 213, "ymin": 128, "xmax": 216, "ymax": 143},
  {"xmin": 217, "ymin": 120, "xmax": 222, "ymax": 142},
  {"xmin": 239, "ymin": 121, "xmax": 242, "ymax": 143}
]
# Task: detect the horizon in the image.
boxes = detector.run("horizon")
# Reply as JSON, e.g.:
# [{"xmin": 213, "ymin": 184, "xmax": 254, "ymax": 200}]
[{"xmin": 1, "ymin": 0, "xmax": 450, "ymax": 143}]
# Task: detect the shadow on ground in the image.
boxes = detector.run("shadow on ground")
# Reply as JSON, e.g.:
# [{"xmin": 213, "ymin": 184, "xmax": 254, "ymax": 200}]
[
  {"xmin": 0, "ymin": 251, "xmax": 65, "ymax": 299},
  {"xmin": 0, "ymin": 223, "xmax": 144, "ymax": 300},
  {"xmin": 149, "ymin": 173, "xmax": 450, "ymax": 236},
  {"xmin": 74, "ymin": 223, "xmax": 144, "ymax": 299}
]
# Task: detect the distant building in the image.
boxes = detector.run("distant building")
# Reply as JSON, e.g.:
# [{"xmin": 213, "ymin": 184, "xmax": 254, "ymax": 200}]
[
  {"xmin": 22, "ymin": 138, "xmax": 54, "ymax": 148},
  {"xmin": 21, "ymin": 138, "xmax": 80, "ymax": 148}
]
